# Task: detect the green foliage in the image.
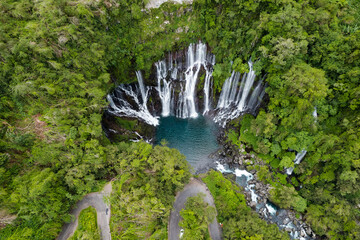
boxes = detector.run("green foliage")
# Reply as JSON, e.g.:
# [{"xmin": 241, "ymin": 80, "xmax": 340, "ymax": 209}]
[
  {"xmin": 109, "ymin": 141, "xmax": 191, "ymax": 239},
  {"xmin": 269, "ymin": 185, "xmax": 307, "ymax": 213},
  {"xmin": 0, "ymin": 0, "xmax": 359, "ymax": 239},
  {"xmin": 239, "ymin": 114, "xmax": 258, "ymax": 150},
  {"xmin": 216, "ymin": 1, "xmax": 360, "ymax": 238},
  {"xmin": 202, "ymin": 170, "xmax": 289, "ymax": 239},
  {"xmin": 179, "ymin": 193, "xmax": 216, "ymax": 240},
  {"xmin": 69, "ymin": 207, "xmax": 100, "ymax": 240}
]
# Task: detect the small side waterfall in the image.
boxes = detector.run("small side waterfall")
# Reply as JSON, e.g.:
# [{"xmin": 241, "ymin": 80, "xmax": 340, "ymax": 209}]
[
  {"xmin": 286, "ymin": 150, "xmax": 307, "ymax": 175},
  {"xmin": 312, "ymin": 107, "xmax": 317, "ymax": 119},
  {"xmin": 107, "ymin": 42, "xmax": 266, "ymax": 127}
]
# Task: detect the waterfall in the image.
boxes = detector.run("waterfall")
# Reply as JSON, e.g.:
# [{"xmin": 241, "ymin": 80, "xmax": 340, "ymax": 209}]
[
  {"xmin": 136, "ymin": 71, "xmax": 147, "ymax": 104},
  {"xmin": 106, "ymin": 73, "xmax": 159, "ymax": 126},
  {"xmin": 312, "ymin": 107, "xmax": 317, "ymax": 119},
  {"xmin": 156, "ymin": 60, "xmax": 172, "ymax": 117},
  {"xmin": 153, "ymin": 42, "xmax": 215, "ymax": 118},
  {"xmin": 229, "ymin": 72, "xmax": 241, "ymax": 103},
  {"xmin": 178, "ymin": 43, "xmax": 207, "ymax": 118},
  {"xmin": 217, "ymin": 71, "xmax": 236, "ymax": 109},
  {"xmin": 238, "ymin": 61, "xmax": 256, "ymax": 111},
  {"xmin": 286, "ymin": 150, "xmax": 307, "ymax": 175},
  {"xmin": 107, "ymin": 41, "xmax": 266, "ymax": 128},
  {"xmin": 214, "ymin": 61, "xmax": 265, "ymax": 127},
  {"xmin": 247, "ymin": 79, "xmax": 266, "ymax": 111},
  {"xmin": 203, "ymin": 54, "xmax": 215, "ymax": 114}
]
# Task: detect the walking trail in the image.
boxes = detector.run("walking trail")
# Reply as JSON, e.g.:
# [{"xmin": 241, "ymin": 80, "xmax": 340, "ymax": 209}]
[
  {"xmin": 57, "ymin": 182, "xmax": 112, "ymax": 240},
  {"xmin": 168, "ymin": 178, "xmax": 222, "ymax": 240}
]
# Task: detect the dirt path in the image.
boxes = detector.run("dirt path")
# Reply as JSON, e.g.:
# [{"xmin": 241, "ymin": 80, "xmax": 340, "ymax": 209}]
[
  {"xmin": 57, "ymin": 182, "xmax": 112, "ymax": 240},
  {"xmin": 168, "ymin": 178, "xmax": 222, "ymax": 240},
  {"xmin": 146, "ymin": 0, "xmax": 193, "ymax": 9}
]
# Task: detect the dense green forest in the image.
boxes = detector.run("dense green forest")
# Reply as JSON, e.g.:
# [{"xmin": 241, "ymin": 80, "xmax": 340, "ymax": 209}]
[
  {"xmin": 179, "ymin": 193, "xmax": 216, "ymax": 240},
  {"xmin": 0, "ymin": 0, "xmax": 359, "ymax": 239},
  {"xmin": 109, "ymin": 142, "xmax": 191, "ymax": 239}
]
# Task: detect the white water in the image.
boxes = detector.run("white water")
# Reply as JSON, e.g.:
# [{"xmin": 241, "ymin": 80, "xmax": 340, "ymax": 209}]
[
  {"xmin": 238, "ymin": 61, "xmax": 256, "ymax": 111},
  {"xmin": 216, "ymin": 162, "xmax": 313, "ymax": 240},
  {"xmin": 312, "ymin": 107, "xmax": 317, "ymax": 120},
  {"xmin": 214, "ymin": 61, "xmax": 264, "ymax": 127},
  {"xmin": 180, "ymin": 43, "xmax": 203, "ymax": 118},
  {"xmin": 217, "ymin": 71, "xmax": 238, "ymax": 109},
  {"xmin": 203, "ymin": 55, "xmax": 215, "ymax": 114},
  {"xmin": 136, "ymin": 71, "xmax": 147, "ymax": 104},
  {"xmin": 217, "ymin": 162, "xmax": 258, "ymax": 203},
  {"xmin": 266, "ymin": 203, "xmax": 277, "ymax": 215},
  {"xmin": 156, "ymin": 60, "xmax": 172, "ymax": 117},
  {"xmin": 107, "ymin": 42, "xmax": 265, "ymax": 127},
  {"xmin": 286, "ymin": 150, "xmax": 307, "ymax": 175},
  {"xmin": 106, "ymin": 73, "xmax": 159, "ymax": 126}
]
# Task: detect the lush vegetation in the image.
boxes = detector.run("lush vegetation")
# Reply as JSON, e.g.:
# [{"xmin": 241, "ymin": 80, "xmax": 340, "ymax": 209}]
[
  {"xmin": 202, "ymin": 0, "xmax": 360, "ymax": 238},
  {"xmin": 0, "ymin": 0, "xmax": 195, "ymax": 239},
  {"xmin": 179, "ymin": 193, "xmax": 216, "ymax": 240},
  {"xmin": 109, "ymin": 141, "xmax": 191, "ymax": 239},
  {"xmin": 0, "ymin": 0, "xmax": 359, "ymax": 239},
  {"xmin": 201, "ymin": 170, "xmax": 289, "ymax": 239},
  {"xmin": 69, "ymin": 206, "xmax": 100, "ymax": 240}
]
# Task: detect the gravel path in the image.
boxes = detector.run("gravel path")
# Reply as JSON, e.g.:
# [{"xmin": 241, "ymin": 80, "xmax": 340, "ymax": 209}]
[
  {"xmin": 57, "ymin": 183, "xmax": 112, "ymax": 240},
  {"xmin": 168, "ymin": 178, "xmax": 222, "ymax": 240},
  {"xmin": 146, "ymin": 0, "xmax": 193, "ymax": 9}
]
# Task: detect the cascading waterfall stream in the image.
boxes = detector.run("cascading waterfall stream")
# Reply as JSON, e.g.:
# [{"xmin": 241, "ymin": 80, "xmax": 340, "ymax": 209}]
[
  {"xmin": 106, "ymin": 41, "xmax": 266, "ymax": 127},
  {"xmin": 285, "ymin": 108, "xmax": 317, "ymax": 175},
  {"xmin": 286, "ymin": 150, "xmax": 307, "ymax": 175}
]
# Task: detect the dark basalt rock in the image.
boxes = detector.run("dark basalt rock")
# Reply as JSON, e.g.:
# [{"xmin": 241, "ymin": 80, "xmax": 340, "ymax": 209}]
[{"xmin": 102, "ymin": 111, "xmax": 156, "ymax": 143}]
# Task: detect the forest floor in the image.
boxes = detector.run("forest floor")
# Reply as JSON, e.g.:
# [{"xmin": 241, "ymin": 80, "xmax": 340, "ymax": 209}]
[
  {"xmin": 146, "ymin": 0, "xmax": 193, "ymax": 9},
  {"xmin": 57, "ymin": 182, "xmax": 112, "ymax": 240},
  {"xmin": 168, "ymin": 178, "xmax": 222, "ymax": 240}
]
